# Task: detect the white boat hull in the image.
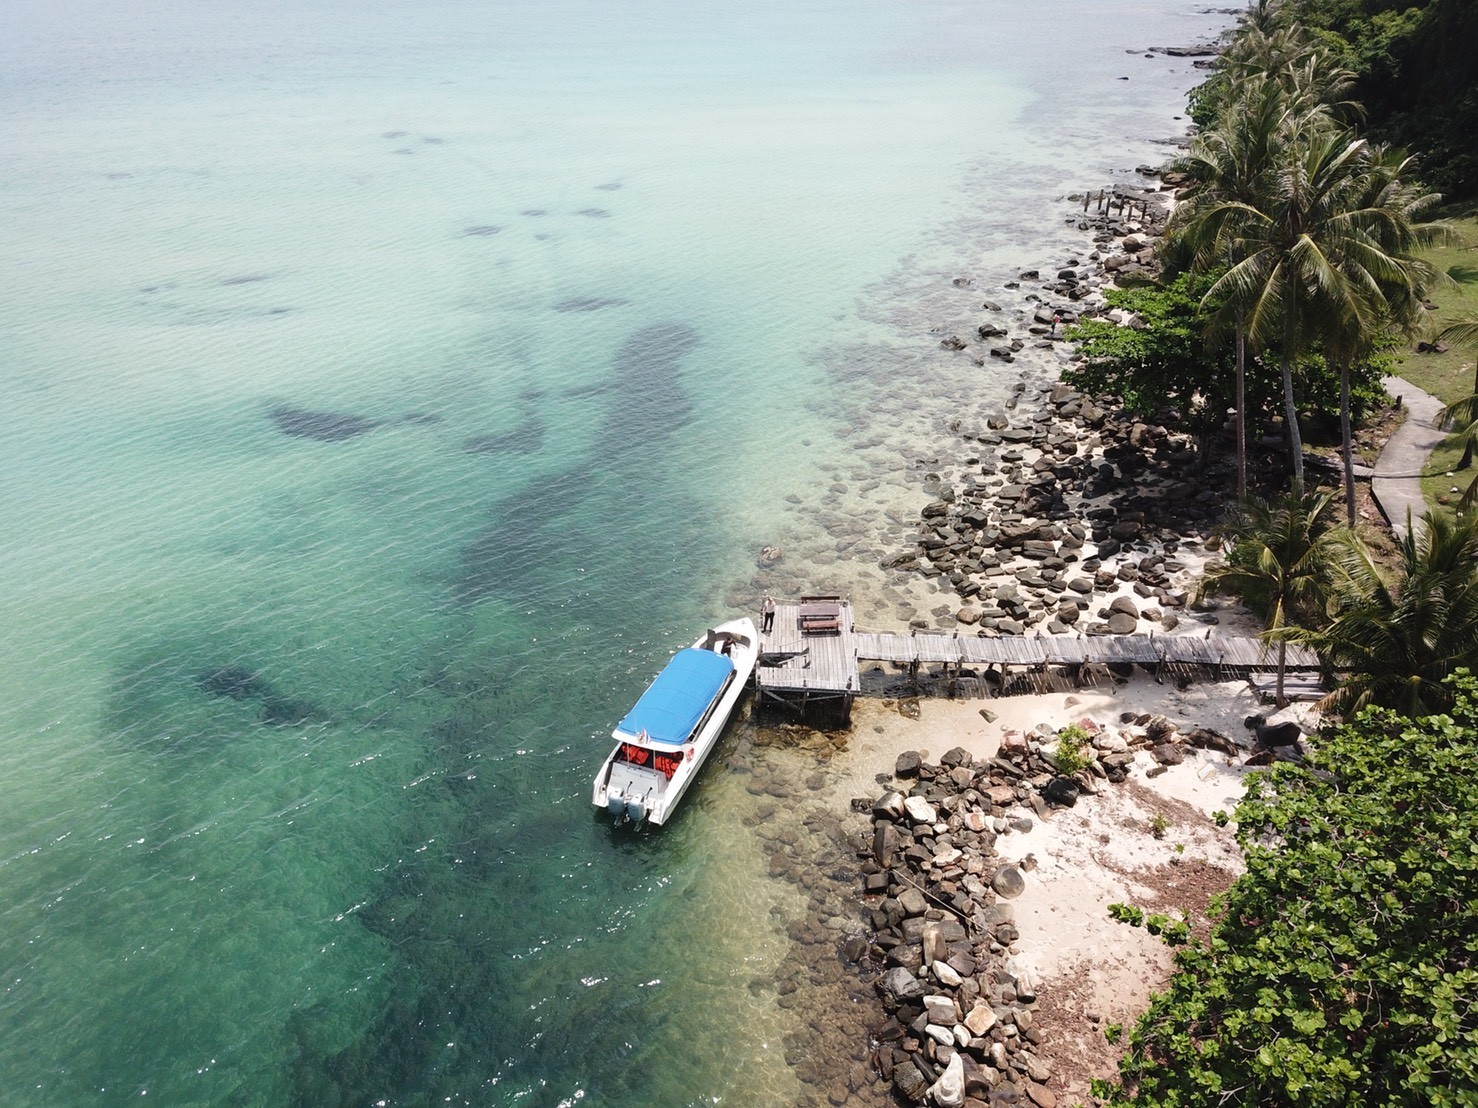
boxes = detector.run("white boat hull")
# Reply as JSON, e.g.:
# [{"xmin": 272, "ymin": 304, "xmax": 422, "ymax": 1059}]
[{"xmin": 592, "ymin": 617, "xmax": 758, "ymax": 826}]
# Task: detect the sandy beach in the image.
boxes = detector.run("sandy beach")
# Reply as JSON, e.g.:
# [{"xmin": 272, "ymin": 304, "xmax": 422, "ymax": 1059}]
[{"xmin": 823, "ymin": 641, "xmax": 1321, "ymax": 1099}]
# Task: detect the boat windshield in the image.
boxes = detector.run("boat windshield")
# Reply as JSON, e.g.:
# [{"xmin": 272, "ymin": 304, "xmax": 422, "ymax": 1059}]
[{"xmin": 616, "ymin": 648, "xmax": 733, "ymax": 746}]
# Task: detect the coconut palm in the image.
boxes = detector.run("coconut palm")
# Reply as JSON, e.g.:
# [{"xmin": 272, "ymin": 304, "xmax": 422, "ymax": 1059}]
[
  {"xmin": 1173, "ymin": 78, "xmax": 1293, "ymax": 499},
  {"xmin": 1199, "ymin": 488, "xmax": 1345, "ymax": 705},
  {"xmin": 1315, "ymin": 146, "xmax": 1447, "ymax": 524},
  {"xmin": 1294, "ymin": 509, "xmax": 1478, "ymax": 714},
  {"xmin": 1436, "ymin": 321, "xmax": 1478, "ymax": 482},
  {"xmin": 1175, "ymin": 23, "xmax": 1363, "ymax": 496},
  {"xmin": 1196, "ymin": 122, "xmax": 1419, "ymax": 493}
]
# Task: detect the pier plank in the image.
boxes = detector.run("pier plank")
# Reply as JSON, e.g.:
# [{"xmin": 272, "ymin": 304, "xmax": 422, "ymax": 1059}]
[{"xmin": 754, "ymin": 597, "xmax": 1322, "ymax": 710}]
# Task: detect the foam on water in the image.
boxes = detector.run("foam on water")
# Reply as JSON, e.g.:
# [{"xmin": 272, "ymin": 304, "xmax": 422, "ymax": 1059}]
[{"xmin": 1, "ymin": 0, "xmax": 1226, "ymax": 1102}]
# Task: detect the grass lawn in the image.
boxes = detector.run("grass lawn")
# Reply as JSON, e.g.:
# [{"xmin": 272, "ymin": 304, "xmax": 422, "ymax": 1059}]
[{"xmin": 1387, "ymin": 210, "xmax": 1478, "ymax": 519}]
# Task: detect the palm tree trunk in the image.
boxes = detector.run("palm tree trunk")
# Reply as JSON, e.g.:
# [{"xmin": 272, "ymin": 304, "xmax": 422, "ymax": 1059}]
[
  {"xmin": 1282, "ymin": 357, "xmax": 1304, "ymax": 493},
  {"xmin": 1282, "ymin": 311, "xmax": 1304, "ymax": 492},
  {"xmin": 1276, "ymin": 638, "xmax": 1288, "ymax": 708},
  {"xmin": 1340, "ymin": 359, "xmax": 1356, "ymax": 525},
  {"xmin": 1236, "ymin": 328, "xmax": 1248, "ymax": 500}
]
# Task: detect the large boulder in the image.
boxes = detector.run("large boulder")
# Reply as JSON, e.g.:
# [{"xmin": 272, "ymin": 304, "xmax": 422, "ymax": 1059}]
[
  {"xmin": 1043, "ymin": 776, "xmax": 1081, "ymax": 807},
  {"xmin": 898, "ymin": 887, "xmax": 928, "ymax": 917},
  {"xmin": 939, "ymin": 745, "xmax": 973, "ymax": 769},
  {"xmin": 923, "ymin": 994, "xmax": 960, "ymax": 1026},
  {"xmin": 873, "ymin": 821, "xmax": 902, "ymax": 866},
  {"xmin": 963, "ymin": 1001, "xmax": 998, "ymax": 1036},
  {"xmin": 921, "ymin": 923, "xmax": 949, "ymax": 965}
]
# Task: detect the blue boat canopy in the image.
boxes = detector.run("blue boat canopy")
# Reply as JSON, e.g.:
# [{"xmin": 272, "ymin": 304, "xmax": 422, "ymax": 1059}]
[{"xmin": 617, "ymin": 648, "xmax": 734, "ymax": 747}]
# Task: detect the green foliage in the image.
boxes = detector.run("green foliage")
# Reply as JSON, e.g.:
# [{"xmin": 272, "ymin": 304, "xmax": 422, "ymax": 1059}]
[
  {"xmin": 1294, "ymin": 509, "xmax": 1478, "ymax": 714},
  {"xmin": 1144, "ymin": 913, "xmax": 1191, "ymax": 946},
  {"xmin": 1295, "ymin": 345, "xmax": 1395, "ymax": 434},
  {"xmin": 1101, "ymin": 671, "xmax": 1478, "ymax": 1105},
  {"xmin": 1107, "ymin": 901, "xmax": 1191, "ymax": 946},
  {"xmin": 1149, "ymin": 813, "xmax": 1170, "ymax": 840},
  {"xmin": 1052, "ymin": 723, "xmax": 1093, "ymax": 776},
  {"xmin": 1105, "ymin": 1021, "xmax": 1124, "ymax": 1045},
  {"xmin": 1062, "ymin": 272, "xmax": 1237, "ymax": 435},
  {"xmin": 1201, "ymin": 0, "xmax": 1478, "ymax": 197},
  {"xmin": 1202, "ymin": 489, "xmax": 1347, "ymax": 632}
]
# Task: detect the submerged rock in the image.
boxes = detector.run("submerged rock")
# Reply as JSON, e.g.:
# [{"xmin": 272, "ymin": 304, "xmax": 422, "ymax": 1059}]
[{"xmin": 268, "ymin": 405, "xmax": 381, "ymax": 442}]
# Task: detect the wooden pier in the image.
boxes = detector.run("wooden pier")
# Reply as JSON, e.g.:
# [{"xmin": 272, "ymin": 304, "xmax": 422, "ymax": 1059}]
[{"xmin": 754, "ymin": 595, "xmax": 1322, "ymax": 721}]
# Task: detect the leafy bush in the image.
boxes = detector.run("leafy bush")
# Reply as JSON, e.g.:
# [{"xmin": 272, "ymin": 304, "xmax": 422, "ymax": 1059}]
[
  {"xmin": 1053, "ymin": 723, "xmax": 1093, "ymax": 776},
  {"xmin": 1108, "ymin": 902, "xmax": 1191, "ymax": 947},
  {"xmin": 1101, "ymin": 671, "xmax": 1478, "ymax": 1105}
]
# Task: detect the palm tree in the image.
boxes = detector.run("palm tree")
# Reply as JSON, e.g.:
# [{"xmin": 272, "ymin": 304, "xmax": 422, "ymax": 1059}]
[
  {"xmin": 1436, "ymin": 321, "xmax": 1478, "ymax": 480},
  {"xmin": 1219, "ymin": 15, "xmax": 1362, "ymax": 127},
  {"xmin": 1202, "ymin": 126, "xmax": 1383, "ymax": 492},
  {"xmin": 1199, "ymin": 489, "xmax": 1345, "ymax": 705},
  {"xmin": 1315, "ymin": 147, "xmax": 1447, "ymax": 524},
  {"xmin": 1174, "ymin": 25, "xmax": 1362, "ymax": 495},
  {"xmin": 1174, "ymin": 78, "xmax": 1294, "ymax": 499},
  {"xmin": 1294, "ymin": 509, "xmax": 1478, "ymax": 714}
]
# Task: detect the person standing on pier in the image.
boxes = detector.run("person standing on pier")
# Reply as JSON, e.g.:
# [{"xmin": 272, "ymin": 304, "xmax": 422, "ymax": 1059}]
[{"xmin": 760, "ymin": 595, "xmax": 775, "ymax": 633}]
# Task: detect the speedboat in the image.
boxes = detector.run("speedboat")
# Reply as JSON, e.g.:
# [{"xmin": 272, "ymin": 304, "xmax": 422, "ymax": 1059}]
[{"xmin": 592, "ymin": 617, "xmax": 758, "ymax": 826}]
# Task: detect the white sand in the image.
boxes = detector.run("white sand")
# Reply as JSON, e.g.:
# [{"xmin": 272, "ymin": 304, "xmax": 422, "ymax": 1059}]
[{"xmin": 832, "ymin": 666, "xmax": 1320, "ymax": 1096}]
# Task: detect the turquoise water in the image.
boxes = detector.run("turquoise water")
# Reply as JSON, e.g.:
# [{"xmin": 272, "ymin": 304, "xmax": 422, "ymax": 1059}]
[{"xmin": 0, "ymin": 2, "xmax": 1224, "ymax": 1103}]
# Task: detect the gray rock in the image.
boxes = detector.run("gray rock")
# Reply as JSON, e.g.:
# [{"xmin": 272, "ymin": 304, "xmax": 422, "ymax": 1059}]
[
  {"xmin": 1106, "ymin": 611, "xmax": 1138, "ymax": 635},
  {"xmin": 873, "ymin": 791, "xmax": 907, "ymax": 820},
  {"xmin": 1151, "ymin": 743, "xmax": 1185, "ymax": 766},
  {"xmin": 896, "ymin": 750, "xmax": 922, "ymax": 778},
  {"xmin": 1043, "ymin": 776, "xmax": 1081, "ymax": 807},
  {"xmin": 924, "ymin": 994, "xmax": 960, "ymax": 1025},
  {"xmin": 893, "ymin": 1060, "xmax": 929, "ymax": 1102},
  {"xmin": 903, "ymin": 795, "xmax": 938, "ymax": 823},
  {"xmin": 873, "ymin": 821, "xmax": 902, "ymax": 866},
  {"xmin": 930, "ymin": 1054, "xmax": 966, "ymax": 1108},
  {"xmin": 963, "ymin": 1000, "xmax": 998, "ymax": 1036},
  {"xmin": 939, "ymin": 746, "xmax": 972, "ymax": 769},
  {"xmin": 879, "ymin": 966, "xmax": 925, "ymax": 1004},
  {"xmin": 992, "ymin": 865, "xmax": 1026, "ymax": 898},
  {"xmin": 922, "ymin": 921, "xmax": 945, "ymax": 969}
]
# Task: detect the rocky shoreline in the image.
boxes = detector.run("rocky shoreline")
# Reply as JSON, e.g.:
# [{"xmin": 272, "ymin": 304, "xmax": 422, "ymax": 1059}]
[
  {"xmin": 733, "ymin": 688, "xmax": 1240, "ymax": 1108},
  {"xmin": 858, "ymin": 711, "xmax": 1212, "ymax": 1107},
  {"xmin": 873, "ymin": 175, "xmax": 1237, "ymax": 643},
  {"xmin": 734, "ymin": 143, "xmax": 1293, "ymax": 1104}
]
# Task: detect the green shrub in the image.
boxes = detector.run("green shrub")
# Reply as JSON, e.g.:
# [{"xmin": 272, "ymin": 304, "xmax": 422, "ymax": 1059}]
[
  {"xmin": 1053, "ymin": 723, "xmax": 1093, "ymax": 776},
  {"xmin": 1101, "ymin": 672, "xmax": 1478, "ymax": 1104}
]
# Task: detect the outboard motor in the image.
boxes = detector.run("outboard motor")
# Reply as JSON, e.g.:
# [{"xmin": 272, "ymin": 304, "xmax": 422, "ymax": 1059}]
[
  {"xmin": 607, "ymin": 793, "xmax": 628, "ymax": 819},
  {"xmin": 624, "ymin": 797, "xmax": 647, "ymax": 824}
]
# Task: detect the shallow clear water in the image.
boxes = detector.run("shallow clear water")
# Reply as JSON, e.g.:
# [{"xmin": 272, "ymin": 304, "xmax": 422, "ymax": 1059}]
[{"xmin": 1, "ymin": 2, "xmax": 1224, "ymax": 1103}]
